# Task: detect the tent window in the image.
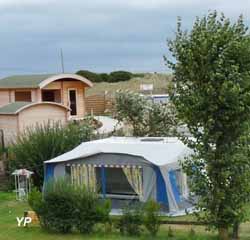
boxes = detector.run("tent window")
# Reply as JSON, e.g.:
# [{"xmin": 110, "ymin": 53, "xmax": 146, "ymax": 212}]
[
  {"xmin": 169, "ymin": 169, "xmax": 189, "ymax": 202},
  {"xmin": 96, "ymin": 167, "xmax": 136, "ymax": 195}
]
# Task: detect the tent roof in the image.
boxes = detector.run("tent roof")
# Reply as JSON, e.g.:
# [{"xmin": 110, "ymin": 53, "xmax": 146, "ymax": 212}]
[{"xmin": 45, "ymin": 137, "xmax": 192, "ymax": 167}]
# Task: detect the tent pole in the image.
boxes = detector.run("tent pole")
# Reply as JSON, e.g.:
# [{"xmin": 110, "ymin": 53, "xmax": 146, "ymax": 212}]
[{"xmin": 101, "ymin": 166, "xmax": 106, "ymax": 198}]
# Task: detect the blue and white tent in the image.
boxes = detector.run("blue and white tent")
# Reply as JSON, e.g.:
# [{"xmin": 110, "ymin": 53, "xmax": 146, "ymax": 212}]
[{"xmin": 44, "ymin": 137, "xmax": 193, "ymax": 215}]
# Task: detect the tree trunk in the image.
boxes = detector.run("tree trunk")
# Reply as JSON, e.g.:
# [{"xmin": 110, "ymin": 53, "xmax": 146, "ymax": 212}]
[
  {"xmin": 218, "ymin": 227, "xmax": 229, "ymax": 240},
  {"xmin": 232, "ymin": 223, "xmax": 239, "ymax": 240}
]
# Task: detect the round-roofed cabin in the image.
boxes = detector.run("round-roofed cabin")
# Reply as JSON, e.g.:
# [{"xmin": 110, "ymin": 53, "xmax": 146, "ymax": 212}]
[
  {"xmin": 0, "ymin": 102, "xmax": 70, "ymax": 145},
  {"xmin": 0, "ymin": 73, "xmax": 93, "ymax": 145},
  {"xmin": 0, "ymin": 73, "xmax": 92, "ymax": 118}
]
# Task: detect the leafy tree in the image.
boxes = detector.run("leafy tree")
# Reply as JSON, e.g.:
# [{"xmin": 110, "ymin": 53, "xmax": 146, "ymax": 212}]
[
  {"xmin": 76, "ymin": 70, "xmax": 135, "ymax": 83},
  {"xmin": 114, "ymin": 90, "xmax": 177, "ymax": 136},
  {"xmin": 100, "ymin": 73, "xmax": 110, "ymax": 82},
  {"xmin": 109, "ymin": 71, "xmax": 133, "ymax": 82},
  {"xmin": 9, "ymin": 119, "xmax": 95, "ymax": 188},
  {"xmin": 76, "ymin": 70, "xmax": 102, "ymax": 82},
  {"xmin": 166, "ymin": 12, "xmax": 250, "ymax": 240}
]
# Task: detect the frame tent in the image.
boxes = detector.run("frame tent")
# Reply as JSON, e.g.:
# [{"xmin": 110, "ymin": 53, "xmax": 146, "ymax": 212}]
[{"xmin": 44, "ymin": 137, "xmax": 194, "ymax": 215}]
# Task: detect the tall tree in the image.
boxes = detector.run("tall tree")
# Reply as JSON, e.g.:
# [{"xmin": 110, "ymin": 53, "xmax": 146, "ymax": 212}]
[{"xmin": 166, "ymin": 12, "xmax": 250, "ymax": 240}]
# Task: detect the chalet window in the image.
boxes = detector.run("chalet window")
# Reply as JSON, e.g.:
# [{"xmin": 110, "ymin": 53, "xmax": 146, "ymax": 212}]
[
  {"xmin": 68, "ymin": 89, "xmax": 77, "ymax": 116},
  {"xmin": 15, "ymin": 91, "xmax": 32, "ymax": 102},
  {"xmin": 42, "ymin": 91, "xmax": 55, "ymax": 102},
  {"xmin": 42, "ymin": 90, "xmax": 61, "ymax": 103}
]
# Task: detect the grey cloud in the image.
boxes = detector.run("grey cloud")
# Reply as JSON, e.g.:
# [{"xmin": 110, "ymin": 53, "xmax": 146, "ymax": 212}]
[{"xmin": 0, "ymin": 0, "xmax": 249, "ymax": 77}]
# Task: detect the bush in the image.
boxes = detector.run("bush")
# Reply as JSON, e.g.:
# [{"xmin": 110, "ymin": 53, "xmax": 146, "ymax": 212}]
[
  {"xmin": 116, "ymin": 204, "xmax": 143, "ymax": 236},
  {"xmin": 168, "ymin": 226, "xmax": 174, "ymax": 238},
  {"xmin": 9, "ymin": 119, "xmax": 95, "ymax": 188},
  {"xmin": 109, "ymin": 71, "xmax": 133, "ymax": 82},
  {"xmin": 76, "ymin": 70, "xmax": 103, "ymax": 82},
  {"xmin": 44, "ymin": 179, "xmax": 77, "ymax": 233},
  {"xmin": 28, "ymin": 188, "xmax": 43, "ymax": 214},
  {"xmin": 115, "ymin": 90, "xmax": 177, "ymax": 137},
  {"xmin": 74, "ymin": 189, "xmax": 111, "ymax": 234},
  {"xmin": 28, "ymin": 179, "xmax": 111, "ymax": 234},
  {"xmin": 76, "ymin": 70, "xmax": 134, "ymax": 83},
  {"xmin": 143, "ymin": 200, "xmax": 160, "ymax": 236},
  {"xmin": 99, "ymin": 73, "xmax": 110, "ymax": 82}
]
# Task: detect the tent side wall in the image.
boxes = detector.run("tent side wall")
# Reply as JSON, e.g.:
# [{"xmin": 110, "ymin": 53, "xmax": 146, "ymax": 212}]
[
  {"xmin": 44, "ymin": 152, "xmax": 187, "ymax": 212},
  {"xmin": 46, "ymin": 153, "xmax": 158, "ymax": 202}
]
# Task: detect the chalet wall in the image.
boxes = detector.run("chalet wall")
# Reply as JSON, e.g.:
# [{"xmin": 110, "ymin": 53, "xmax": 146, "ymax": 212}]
[
  {"xmin": 18, "ymin": 104, "xmax": 68, "ymax": 132},
  {"xmin": 0, "ymin": 91, "xmax": 10, "ymax": 107},
  {"xmin": 0, "ymin": 115, "xmax": 18, "ymax": 145}
]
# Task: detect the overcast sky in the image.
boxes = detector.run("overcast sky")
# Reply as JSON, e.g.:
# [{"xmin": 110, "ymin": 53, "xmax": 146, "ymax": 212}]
[{"xmin": 0, "ymin": 0, "xmax": 249, "ymax": 77}]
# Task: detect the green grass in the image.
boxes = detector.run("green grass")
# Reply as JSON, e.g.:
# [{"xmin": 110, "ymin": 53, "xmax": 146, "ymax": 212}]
[
  {"xmin": 1, "ymin": 191, "xmax": 250, "ymax": 240},
  {"xmin": 86, "ymin": 73, "xmax": 172, "ymax": 96}
]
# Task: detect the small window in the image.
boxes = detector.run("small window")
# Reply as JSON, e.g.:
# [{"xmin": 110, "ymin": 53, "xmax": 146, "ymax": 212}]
[{"xmin": 15, "ymin": 91, "xmax": 32, "ymax": 102}]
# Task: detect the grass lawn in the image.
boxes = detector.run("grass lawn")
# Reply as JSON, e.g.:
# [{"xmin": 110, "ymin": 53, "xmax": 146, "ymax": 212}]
[
  {"xmin": 86, "ymin": 73, "xmax": 172, "ymax": 96},
  {"xmin": 1, "ymin": 191, "xmax": 250, "ymax": 240}
]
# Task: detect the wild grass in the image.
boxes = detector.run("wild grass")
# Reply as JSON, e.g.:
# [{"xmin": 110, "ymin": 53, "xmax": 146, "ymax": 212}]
[{"xmin": 86, "ymin": 73, "xmax": 172, "ymax": 96}]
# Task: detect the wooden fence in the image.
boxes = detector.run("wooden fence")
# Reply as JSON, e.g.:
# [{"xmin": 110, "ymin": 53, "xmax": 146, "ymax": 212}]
[{"xmin": 85, "ymin": 94, "xmax": 114, "ymax": 115}]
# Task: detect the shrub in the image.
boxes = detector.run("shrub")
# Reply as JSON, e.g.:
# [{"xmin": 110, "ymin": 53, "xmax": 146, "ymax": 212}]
[
  {"xmin": 43, "ymin": 179, "xmax": 77, "ymax": 233},
  {"xmin": 116, "ymin": 204, "xmax": 143, "ymax": 236},
  {"xmin": 76, "ymin": 70, "xmax": 136, "ymax": 83},
  {"xmin": 9, "ymin": 119, "xmax": 95, "ymax": 188},
  {"xmin": 28, "ymin": 188, "xmax": 43, "ymax": 212},
  {"xmin": 99, "ymin": 73, "xmax": 110, "ymax": 82},
  {"xmin": 167, "ymin": 226, "xmax": 174, "ymax": 238},
  {"xmin": 76, "ymin": 70, "xmax": 102, "ymax": 82},
  {"xmin": 115, "ymin": 90, "xmax": 177, "ymax": 137},
  {"xmin": 143, "ymin": 200, "xmax": 160, "ymax": 236},
  {"xmin": 109, "ymin": 71, "xmax": 133, "ymax": 82},
  {"xmin": 28, "ymin": 179, "xmax": 111, "ymax": 234},
  {"xmin": 74, "ymin": 189, "xmax": 111, "ymax": 234}
]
